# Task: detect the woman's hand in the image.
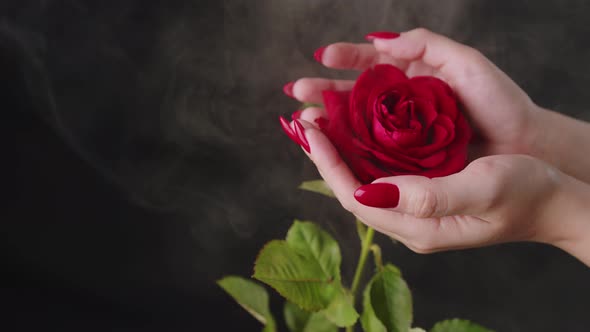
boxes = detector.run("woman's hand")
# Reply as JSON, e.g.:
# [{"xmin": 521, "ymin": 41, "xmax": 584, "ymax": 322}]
[
  {"xmin": 288, "ymin": 28, "xmax": 590, "ymax": 183},
  {"xmin": 293, "ymin": 118, "xmax": 590, "ymax": 265},
  {"xmin": 281, "ymin": 28, "xmax": 590, "ymax": 265},
  {"xmin": 287, "ymin": 28, "xmax": 540, "ymax": 160}
]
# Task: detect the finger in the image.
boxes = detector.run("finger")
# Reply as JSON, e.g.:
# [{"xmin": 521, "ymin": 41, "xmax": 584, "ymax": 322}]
[
  {"xmin": 357, "ymin": 170, "xmax": 501, "ymax": 251},
  {"xmin": 371, "ymin": 28, "xmax": 488, "ymax": 84},
  {"xmin": 295, "ymin": 120, "xmax": 440, "ymax": 242},
  {"xmin": 297, "ymin": 117, "xmax": 501, "ymax": 251},
  {"xmin": 297, "ymin": 107, "xmax": 327, "ymax": 129},
  {"xmin": 317, "ymin": 43, "xmax": 408, "ymax": 71},
  {"xmin": 367, "ymin": 166, "xmax": 496, "ymax": 219},
  {"xmin": 291, "ymin": 78, "xmax": 355, "ymax": 104},
  {"xmin": 296, "ymin": 119, "xmax": 362, "ymax": 206}
]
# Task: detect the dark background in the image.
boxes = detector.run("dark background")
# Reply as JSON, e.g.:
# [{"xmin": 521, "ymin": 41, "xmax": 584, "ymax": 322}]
[{"xmin": 3, "ymin": 1, "xmax": 590, "ymax": 331}]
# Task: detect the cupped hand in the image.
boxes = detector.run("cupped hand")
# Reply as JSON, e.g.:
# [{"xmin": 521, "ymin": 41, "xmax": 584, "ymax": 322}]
[
  {"xmin": 293, "ymin": 118, "xmax": 567, "ymax": 253},
  {"xmin": 280, "ymin": 29, "xmax": 590, "ymax": 262},
  {"xmin": 287, "ymin": 28, "xmax": 541, "ymax": 159}
]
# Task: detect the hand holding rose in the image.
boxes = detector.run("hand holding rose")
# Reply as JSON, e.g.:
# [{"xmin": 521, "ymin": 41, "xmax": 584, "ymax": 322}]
[
  {"xmin": 281, "ymin": 28, "xmax": 590, "ymax": 267},
  {"xmin": 315, "ymin": 63, "xmax": 472, "ymax": 183}
]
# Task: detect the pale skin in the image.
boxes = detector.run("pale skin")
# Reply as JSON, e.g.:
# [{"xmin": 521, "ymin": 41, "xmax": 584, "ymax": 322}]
[{"xmin": 286, "ymin": 28, "xmax": 590, "ymax": 267}]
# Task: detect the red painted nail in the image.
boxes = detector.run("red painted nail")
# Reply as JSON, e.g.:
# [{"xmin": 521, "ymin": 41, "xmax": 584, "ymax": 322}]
[
  {"xmin": 283, "ymin": 81, "xmax": 295, "ymax": 98},
  {"xmin": 279, "ymin": 116, "xmax": 301, "ymax": 146},
  {"xmin": 364, "ymin": 31, "xmax": 400, "ymax": 42},
  {"xmin": 293, "ymin": 120, "xmax": 310, "ymax": 153},
  {"xmin": 313, "ymin": 45, "xmax": 327, "ymax": 63},
  {"xmin": 291, "ymin": 110, "xmax": 303, "ymax": 120},
  {"xmin": 354, "ymin": 183, "xmax": 400, "ymax": 208}
]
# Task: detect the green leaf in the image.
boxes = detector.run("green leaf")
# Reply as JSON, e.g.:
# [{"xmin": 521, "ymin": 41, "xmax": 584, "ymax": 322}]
[
  {"xmin": 360, "ymin": 263, "xmax": 404, "ymax": 332},
  {"xmin": 299, "ymin": 180, "xmax": 335, "ymax": 198},
  {"xmin": 286, "ymin": 221, "xmax": 342, "ymax": 283},
  {"xmin": 253, "ymin": 221, "xmax": 343, "ymax": 311},
  {"xmin": 284, "ymin": 302, "xmax": 337, "ymax": 332},
  {"xmin": 322, "ymin": 290, "xmax": 359, "ymax": 327},
  {"xmin": 430, "ymin": 319, "xmax": 494, "ymax": 332},
  {"xmin": 253, "ymin": 240, "xmax": 338, "ymax": 311},
  {"xmin": 369, "ymin": 244, "xmax": 384, "ymax": 272},
  {"xmin": 284, "ymin": 301, "xmax": 309, "ymax": 332},
  {"xmin": 369, "ymin": 264, "xmax": 412, "ymax": 332},
  {"xmin": 301, "ymin": 102, "xmax": 323, "ymax": 109},
  {"xmin": 360, "ymin": 275, "xmax": 386, "ymax": 332},
  {"xmin": 217, "ymin": 276, "xmax": 276, "ymax": 332}
]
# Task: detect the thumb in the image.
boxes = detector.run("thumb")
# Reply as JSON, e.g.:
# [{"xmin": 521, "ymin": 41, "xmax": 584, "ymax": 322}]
[{"xmin": 355, "ymin": 170, "xmax": 492, "ymax": 218}]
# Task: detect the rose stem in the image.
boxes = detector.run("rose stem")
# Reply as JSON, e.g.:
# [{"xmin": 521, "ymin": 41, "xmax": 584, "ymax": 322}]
[
  {"xmin": 351, "ymin": 221, "xmax": 375, "ymax": 296},
  {"xmin": 370, "ymin": 244, "xmax": 383, "ymax": 272},
  {"xmin": 347, "ymin": 223, "xmax": 375, "ymax": 332}
]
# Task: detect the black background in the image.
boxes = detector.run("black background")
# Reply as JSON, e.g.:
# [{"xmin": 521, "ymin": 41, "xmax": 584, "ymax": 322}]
[{"xmin": 3, "ymin": 1, "xmax": 590, "ymax": 331}]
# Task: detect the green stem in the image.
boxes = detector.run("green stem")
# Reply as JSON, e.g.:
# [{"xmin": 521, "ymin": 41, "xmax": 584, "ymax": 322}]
[
  {"xmin": 350, "ymin": 224, "xmax": 375, "ymax": 297},
  {"xmin": 346, "ymin": 224, "xmax": 375, "ymax": 332},
  {"xmin": 370, "ymin": 244, "xmax": 383, "ymax": 272}
]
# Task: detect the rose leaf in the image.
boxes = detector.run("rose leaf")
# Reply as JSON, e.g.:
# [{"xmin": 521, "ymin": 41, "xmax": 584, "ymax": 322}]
[
  {"xmin": 356, "ymin": 219, "xmax": 368, "ymax": 244},
  {"xmin": 253, "ymin": 221, "xmax": 342, "ymax": 311},
  {"xmin": 299, "ymin": 180, "xmax": 336, "ymax": 198},
  {"xmin": 430, "ymin": 319, "xmax": 495, "ymax": 332},
  {"xmin": 361, "ymin": 277, "xmax": 387, "ymax": 332},
  {"xmin": 217, "ymin": 276, "xmax": 276, "ymax": 332},
  {"xmin": 368, "ymin": 264, "xmax": 413, "ymax": 332},
  {"xmin": 285, "ymin": 220, "xmax": 342, "ymax": 283},
  {"xmin": 284, "ymin": 301, "xmax": 337, "ymax": 332},
  {"xmin": 322, "ymin": 290, "xmax": 359, "ymax": 327}
]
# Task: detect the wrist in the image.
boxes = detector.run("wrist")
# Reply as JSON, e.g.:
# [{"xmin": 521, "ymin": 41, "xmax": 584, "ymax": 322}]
[
  {"xmin": 524, "ymin": 105, "xmax": 552, "ymax": 161},
  {"xmin": 525, "ymin": 105, "xmax": 590, "ymax": 183},
  {"xmin": 540, "ymin": 172, "xmax": 590, "ymax": 266}
]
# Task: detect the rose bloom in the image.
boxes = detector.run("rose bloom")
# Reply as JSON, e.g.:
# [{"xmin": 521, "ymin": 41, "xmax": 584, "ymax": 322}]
[{"xmin": 317, "ymin": 64, "xmax": 472, "ymax": 184}]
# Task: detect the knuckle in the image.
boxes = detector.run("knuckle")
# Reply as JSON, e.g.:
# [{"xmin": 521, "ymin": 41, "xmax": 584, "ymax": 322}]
[
  {"xmin": 348, "ymin": 46, "xmax": 362, "ymax": 68},
  {"xmin": 411, "ymin": 27, "xmax": 432, "ymax": 38},
  {"xmin": 411, "ymin": 187, "xmax": 439, "ymax": 218},
  {"xmin": 458, "ymin": 47, "xmax": 493, "ymax": 74},
  {"xmin": 349, "ymin": 46, "xmax": 373, "ymax": 69},
  {"xmin": 467, "ymin": 157, "xmax": 508, "ymax": 210}
]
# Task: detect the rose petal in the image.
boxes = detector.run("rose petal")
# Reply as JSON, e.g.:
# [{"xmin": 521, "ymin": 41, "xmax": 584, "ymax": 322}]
[
  {"xmin": 410, "ymin": 76, "xmax": 459, "ymax": 120},
  {"xmin": 416, "ymin": 149, "xmax": 447, "ymax": 168},
  {"xmin": 322, "ymin": 90, "xmax": 352, "ymax": 121},
  {"xmin": 319, "ymin": 64, "xmax": 472, "ymax": 183},
  {"xmin": 404, "ymin": 122, "xmax": 454, "ymax": 157},
  {"xmin": 444, "ymin": 110, "xmax": 473, "ymax": 157},
  {"xmin": 390, "ymin": 128, "xmax": 424, "ymax": 147},
  {"xmin": 372, "ymin": 105, "xmax": 425, "ymax": 149},
  {"xmin": 351, "ymin": 65, "xmax": 408, "ymax": 140},
  {"xmin": 356, "ymin": 142, "xmax": 423, "ymax": 171},
  {"xmin": 347, "ymin": 154, "xmax": 391, "ymax": 183},
  {"xmin": 418, "ymin": 147, "xmax": 468, "ymax": 178},
  {"xmin": 409, "ymin": 99, "xmax": 438, "ymax": 131}
]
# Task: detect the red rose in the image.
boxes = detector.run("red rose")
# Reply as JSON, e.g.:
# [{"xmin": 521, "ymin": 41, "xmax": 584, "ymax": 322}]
[{"xmin": 317, "ymin": 64, "xmax": 472, "ymax": 184}]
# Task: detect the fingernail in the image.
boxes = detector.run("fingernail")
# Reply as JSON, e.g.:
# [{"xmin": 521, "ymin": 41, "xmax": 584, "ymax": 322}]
[
  {"xmin": 293, "ymin": 120, "xmax": 311, "ymax": 153},
  {"xmin": 313, "ymin": 45, "xmax": 327, "ymax": 63},
  {"xmin": 283, "ymin": 81, "xmax": 295, "ymax": 98},
  {"xmin": 364, "ymin": 31, "xmax": 400, "ymax": 42},
  {"xmin": 279, "ymin": 116, "xmax": 301, "ymax": 146},
  {"xmin": 291, "ymin": 110, "xmax": 303, "ymax": 120},
  {"xmin": 354, "ymin": 183, "xmax": 400, "ymax": 208}
]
